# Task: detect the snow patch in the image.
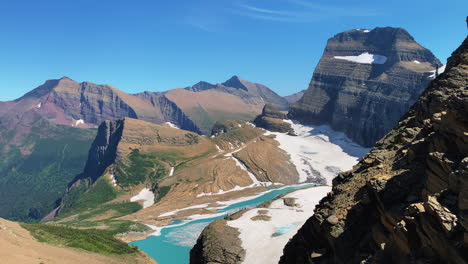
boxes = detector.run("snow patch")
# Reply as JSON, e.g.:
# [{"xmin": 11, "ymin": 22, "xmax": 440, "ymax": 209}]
[
  {"xmin": 164, "ymin": 122, "xmax": 179, "ymax": 129},
  {"xmin": 109, "ymin": 174, "xmax": 117, "ymax": 186},
  {"xmin": 334, "ymin": 52, "xmax": 387, "ymax": 64},
  {"xmin": 130, "ymin": 188, "xmax": 155, "ymax": 209},
  {"xmin": 413, "ymin": 60, "xmax": 421, "ymax": 64},
  {"xmin": 36, "ymin": 102, "xmax": 42, "ymax": 109},
  {"xmin": 356, "ymin": 29, "xmax": 370, "ymax": 33},
  {"xmin": 215, "ymin": 145, "xmax": 223, "ymax": 153},
  {"xmin": 195, "ymin": 179, "xmax": 274, "ymax": 198},
  {"xmin": 75, "ymin": 119, "xmax": 85, "ymax": 126},
  {"xmin": 227, "ymin": 186, "xmax": 332, "ymax": 264},
  {"xmin": 159, "ymin": 203, "xmax": 210, "ymax": 217},
  {"xmin": 265, "ymin": 121, "xmax": 369, "ymax": 184},
  {"xmin": 428, "ymin": 64, "xmax": 446, "ymax": 79}
]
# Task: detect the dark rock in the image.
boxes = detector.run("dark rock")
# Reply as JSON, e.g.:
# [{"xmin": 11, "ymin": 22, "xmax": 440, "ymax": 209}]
[
  {"xmin": 280, "ymin": 36, "xmax": 468, "ymax": 264},
  {"xmin": 289, "ymin": 27, "xmax": 441, "ymax": 147},
  {"xmin": 190, "ymin": 219, "xmax": 245, "ymax": 264}
]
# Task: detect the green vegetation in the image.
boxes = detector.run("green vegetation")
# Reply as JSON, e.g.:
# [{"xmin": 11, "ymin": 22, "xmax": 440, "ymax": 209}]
[
  {"xmin": 156, "ymin": 186, "xmax": 171, "ymax": 202},
  {"xmin": 75, "ymin": 201, "xmax": 141, "ymax": 221},
  {"xmin": 185, "ymin": 133, "xmax": 200, "ymax": 144},
  {"xmin": 114, "ymin": 149, "xmax": 168, "ymax": 187},
  {"xmin": 0, "ymin": 120, "xmax": 96, "ymax": 222},
  {"xmin": 21, "ymin": 223, "xmax": 139, "ymax": 255},
  {"xmin": 59, "ymin": 177, "xmax": 118, "ymax": 216}
]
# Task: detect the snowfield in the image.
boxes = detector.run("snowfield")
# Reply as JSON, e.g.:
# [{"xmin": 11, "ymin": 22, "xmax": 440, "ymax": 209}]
[
  {"xmin": 429, "ymin": 64, "xmax": 446, "ymax": 79},
  {"xmin": 334, "ymin": 52, "xmax": 387, "ymax": 64},
  {"xmin": 227, "ymin": 186, "xmax": 332, "ymax": 264},
  {"xmin": 130, "ymin": 188, "xmax": 155, "ymax": 209},
  {"xmin": 266, "ymin": 121, "xmax": 370, "ymax": 184}
]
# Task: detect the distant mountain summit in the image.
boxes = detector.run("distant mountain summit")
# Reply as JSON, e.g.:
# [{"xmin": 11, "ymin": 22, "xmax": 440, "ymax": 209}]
[
  {"xmin": 157, "ymin": 75, "xmax": 288, "ymax": 134},
  {"xmin": 289, "ymin": 27, "xmax": 441, "ymax": 147}
]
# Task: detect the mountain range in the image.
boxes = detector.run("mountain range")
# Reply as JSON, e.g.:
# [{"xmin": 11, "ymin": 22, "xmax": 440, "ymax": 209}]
[
  {"xmin": 0, "ymin": 25, "xmax": 463, "ymax": 264},
  {"xmin": 0, "ymin": 76, "xmax": 292, "ymax": 221}
]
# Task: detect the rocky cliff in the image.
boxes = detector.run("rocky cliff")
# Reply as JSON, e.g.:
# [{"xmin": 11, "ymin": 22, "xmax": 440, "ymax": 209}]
[
  {"xmin": 289, "ymin": 27, "xmax": 441, "ymax": 147},
  {"xmin": 12, "ymin": 77, "xmax": 166, "ymax": 127},
  {"xmin": 280, "ymin": 36, "xmax": 468, "ymax": 264},
  {"xmin": 254, "ymin": 104, "xmax": 294, "ymax": 134},
  {"xmin": 135, "ymin": 91, "xmax": 202, "ymax": 133}
]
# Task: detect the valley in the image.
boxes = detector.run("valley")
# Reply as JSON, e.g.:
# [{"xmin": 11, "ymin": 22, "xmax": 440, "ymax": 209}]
[{"xmin": 0, "ymin": 11, "xmax": 465, "ymax": 263}]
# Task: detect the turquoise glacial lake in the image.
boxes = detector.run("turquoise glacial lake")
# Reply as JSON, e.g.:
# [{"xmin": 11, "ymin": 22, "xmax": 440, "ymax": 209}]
[{"xmin": 130, "ymin": 184, "xmax": 313, "ymax": 264}]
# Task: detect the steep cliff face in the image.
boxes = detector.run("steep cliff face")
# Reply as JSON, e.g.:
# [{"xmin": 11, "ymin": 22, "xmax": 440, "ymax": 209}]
[
  {"xmin": 11, "ymin": 77, "xmax": 166, "ymax": 127},
  {"xmin": 280, "ymin": 37, "xmax": 468, "ymax": 264},
  {"xmin": 135, "ymin": 91, "xmax": 202, "ymax": 133},
  {"xmin": 289, "ymin": 27, "xmax": 441, "ymax": 147},
  {"xmin": 78, "ymin": 119, "xmax": 125, "ymax": 183}
]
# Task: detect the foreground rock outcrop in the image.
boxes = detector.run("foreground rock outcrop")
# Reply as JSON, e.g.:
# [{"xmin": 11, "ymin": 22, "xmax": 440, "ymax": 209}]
[
  {"xmin": 190, "ymin": 214, "xmax": 246, "ymax": 264},
  {"xmin": 289, "ymin": 27, "xmax": 441, "ymax": 147},
  {"xmin": 280, "ymin": 36, "xmax": 468, "ymax": 264}
]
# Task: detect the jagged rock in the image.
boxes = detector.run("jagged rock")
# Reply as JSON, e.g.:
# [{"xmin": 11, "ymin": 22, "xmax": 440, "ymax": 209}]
[
  {"xmin": 289, "ymin": 27, "xmax": 441, "ymax": 147},
  {"xmin": 280, "ymin": 36, "xmax": 468, "ymax": 264},
  {"xmin": 424, "ymin": 196, "xmax": 457, "ymax": 233}
]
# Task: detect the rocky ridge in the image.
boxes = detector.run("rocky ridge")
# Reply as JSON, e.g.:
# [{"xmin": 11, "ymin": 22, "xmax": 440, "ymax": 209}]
[
  {"xmin": 289, "ymin": 27, "xmax": 441, "ymax": 147},
  {"xmin": 280, "ymin": 36, "xmax": 468, "ymax": 264},
  {"xmin": 284, "ymin": 90, "xmax": 305, "ymax": 104},
  {"xmin": 158, "ymin": 76, "xmax": 289, "ymax": 134},
  {"xmin": 254, "ymin": 104, "xmax": 294, "ymax": 134}
]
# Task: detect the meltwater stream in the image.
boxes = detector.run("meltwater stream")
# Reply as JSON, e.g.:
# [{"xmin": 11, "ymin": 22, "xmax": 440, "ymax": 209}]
[{"xmin": 130, "ymin": 184, "xmax": 314, "ymax": 264}]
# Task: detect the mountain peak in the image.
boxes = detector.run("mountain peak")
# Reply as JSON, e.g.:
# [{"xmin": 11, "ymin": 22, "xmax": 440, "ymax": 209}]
[
  {"xmin": 186, "ymin": 81, "xmax": 216, "ymax": 92},
  {"xmin": 222, "ymin": 75, "xmax": 248, "ymax": 91},
  {"xmin": 59, "ymin": 76, "xmax": 73, "ymax": 81}
]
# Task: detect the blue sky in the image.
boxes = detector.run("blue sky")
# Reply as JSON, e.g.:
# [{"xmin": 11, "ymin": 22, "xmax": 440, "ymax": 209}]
[{"xmin": 0, "ymin": 0, "xmax": 466, "ymax": 100}]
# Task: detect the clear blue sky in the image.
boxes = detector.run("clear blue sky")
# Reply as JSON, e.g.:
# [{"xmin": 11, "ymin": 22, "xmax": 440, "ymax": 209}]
[{"xmin": 0, "ymin": 0, "xmax": 466, "ymax": 100}]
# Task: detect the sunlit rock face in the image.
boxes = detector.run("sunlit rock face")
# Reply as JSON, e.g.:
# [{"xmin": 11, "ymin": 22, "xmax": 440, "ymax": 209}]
[
  {"xmin": 289, "ymin": 27, "xmax": 441, "ymax": 147},
  {"xmin": 280, "ymin": 36, "xmax": 468, "ymax": 264}
]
